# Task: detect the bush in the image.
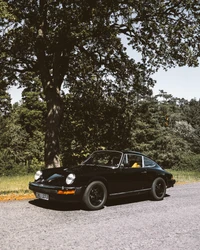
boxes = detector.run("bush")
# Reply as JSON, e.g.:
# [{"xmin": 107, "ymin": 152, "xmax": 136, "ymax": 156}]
[
  {"xmin": 173, "ymin": 153, "xmax": 200, "ymax": 171},
  {"xmin": 0, "ymin": 157, "xmax": 44, "ymax": 177}
]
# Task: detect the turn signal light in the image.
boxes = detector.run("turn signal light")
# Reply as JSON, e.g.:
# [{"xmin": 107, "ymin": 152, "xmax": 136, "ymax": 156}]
[{"xmin": 57, "ymin": 190, "xmax": 75, "ymax": 195}]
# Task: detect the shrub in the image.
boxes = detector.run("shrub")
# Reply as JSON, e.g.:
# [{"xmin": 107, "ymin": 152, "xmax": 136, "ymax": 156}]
[{"xmin": 173, "ymin": 153, "xmax": 200, "ymax": 171}]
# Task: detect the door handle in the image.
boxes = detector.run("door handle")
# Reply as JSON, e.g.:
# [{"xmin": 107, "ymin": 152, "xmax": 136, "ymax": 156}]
[{"xmin": 141, "ymin": 171, "xmax": 147, "ymax": 174}]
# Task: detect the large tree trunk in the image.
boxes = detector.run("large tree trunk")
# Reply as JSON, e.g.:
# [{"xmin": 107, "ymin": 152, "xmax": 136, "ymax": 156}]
[
  {"xmin": 44, "ymin": 84, "xmax": 63, "ymax": 168},
  {"xmin": 36, "ymin": 0, "xmax": 70, "ymax": 168}
]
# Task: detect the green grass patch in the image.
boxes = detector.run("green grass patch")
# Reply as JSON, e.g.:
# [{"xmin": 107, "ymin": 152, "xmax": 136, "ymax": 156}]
[
  {"xmin": 167, "ymin": 169, "xmax": 200, "ymax": 183},
  {"xmin": 0, "ymin": 174, "xmax": 34, "ymax": 195}
]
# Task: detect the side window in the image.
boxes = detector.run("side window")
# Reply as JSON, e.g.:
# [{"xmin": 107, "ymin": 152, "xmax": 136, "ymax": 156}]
[
  {"xmin": 127, "ymin": 154, "xmax": 142, "ymax": 168},
  {"xmin": 144, "ymin": 157, "xmax": 156, "ymax": 168}
]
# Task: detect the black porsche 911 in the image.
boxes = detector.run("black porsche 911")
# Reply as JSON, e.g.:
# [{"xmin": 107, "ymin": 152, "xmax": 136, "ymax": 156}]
[{"xmin": 29, "ymin": 150, "xmax": 176, "ymax": 210}]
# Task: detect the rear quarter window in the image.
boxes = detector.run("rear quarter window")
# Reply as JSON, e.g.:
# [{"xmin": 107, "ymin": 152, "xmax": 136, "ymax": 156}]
[{"xmin": 144, "ymin": 157, "xmax": 157, "ymax": 168}]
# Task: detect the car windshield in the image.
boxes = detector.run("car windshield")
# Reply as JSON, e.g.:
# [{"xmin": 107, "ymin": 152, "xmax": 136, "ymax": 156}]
[{"xmin": 83, "ymin": 151, "xmax": 122, "ymax": 168}]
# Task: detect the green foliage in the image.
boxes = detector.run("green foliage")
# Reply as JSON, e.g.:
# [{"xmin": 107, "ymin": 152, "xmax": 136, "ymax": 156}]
[
  {"xmin": 0, "ymin": 0, "xmax": 15, "ymax": 21},
  {"xmin": 0, "ymin": 83, "xmax": 12, "ymax": 116},
  {"xmin": 20, "ymin": 76, "xmax": 46, "ymax": 135},
  {"xmin": 173, "ymin": 154, "xmax": 200, "ymax": 171},
  {"xmin": 0, "ymin": 88, "xmax": 45, "ymax": 176},
  {"xmin": 127, "ymin": 94, "xmax": 188, "ymax": 168}
]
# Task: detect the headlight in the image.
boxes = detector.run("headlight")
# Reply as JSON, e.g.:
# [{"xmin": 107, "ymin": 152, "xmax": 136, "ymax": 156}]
[
  {"xmin": 66, "ymin": 173, "xmax": 76, "ymax": 185},
  {"xmin": 34, "ymin": 170, "xmax": 42, "ymax": 181}
]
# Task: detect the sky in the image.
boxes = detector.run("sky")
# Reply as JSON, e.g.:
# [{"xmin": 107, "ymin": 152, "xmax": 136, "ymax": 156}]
[
  {"xmin": 9, "ymin": 86, "xmax": 23, "ymax": 104},
  {"xmin": 9, "ymin": 64, "xmax": 200, "ymax": 104},
  {"xmin": 153, "ymin": 65, "xmax": 200, "ymax": 100}
]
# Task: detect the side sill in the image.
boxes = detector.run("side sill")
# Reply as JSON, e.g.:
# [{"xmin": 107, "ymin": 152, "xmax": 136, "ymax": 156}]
[{"xmin": 109, "ymin": 188, "xmax": 151, "ymax": 197}]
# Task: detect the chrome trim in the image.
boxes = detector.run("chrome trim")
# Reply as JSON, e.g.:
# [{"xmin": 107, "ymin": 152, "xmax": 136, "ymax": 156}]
[
  {"xmin": 30, "ymin": 182, "xmax": 75, "ymax": 191},
  {"xmin": 110, "ymin": 188, "xmax": 151, "ymax": 197}
]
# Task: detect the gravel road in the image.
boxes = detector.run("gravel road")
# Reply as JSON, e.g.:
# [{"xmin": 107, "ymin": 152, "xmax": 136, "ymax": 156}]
[{"xmin": 1, "ymin": 182, "xmax": 200, "ymax": 250}]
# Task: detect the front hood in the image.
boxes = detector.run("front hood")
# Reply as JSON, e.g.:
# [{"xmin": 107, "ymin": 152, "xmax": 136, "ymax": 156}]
[{"xmin": 41, "ymin": 164, "xmax": 114, "ymax": 179}]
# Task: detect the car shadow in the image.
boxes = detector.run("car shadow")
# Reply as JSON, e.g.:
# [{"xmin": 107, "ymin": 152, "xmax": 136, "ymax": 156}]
[
  {"xmin": 106, "ymin": 193, "xmax": 150, "ymax": 207},
  {"xmin": 29, "ymin": 199, "xmax": 82, "ymax": 211},
  {"xmin": 29, "ymin": 193, "xmax": 171, "ymax": 211},
  {"xmin": 106, "ymin": 193, "xmax": 171, "ymax": 207}
]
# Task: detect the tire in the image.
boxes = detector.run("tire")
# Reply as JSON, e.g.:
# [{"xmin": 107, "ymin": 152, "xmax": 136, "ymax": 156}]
[
  {"xmin": 151, "ymin": 177, "xmax": 166, "ymax": 201},
  {"xmin": 82, "ymin": 181, "xmax": 107, "ymax": 210}
]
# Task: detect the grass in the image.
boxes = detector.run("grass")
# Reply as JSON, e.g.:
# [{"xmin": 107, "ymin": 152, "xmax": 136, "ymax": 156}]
[
  {"xmin": 0, "ymin": 170, "xmax": 200, "ymax": 196},
  {"xmin": 0, "ymin": 174, "xmax": 34, "ymax": 195}
]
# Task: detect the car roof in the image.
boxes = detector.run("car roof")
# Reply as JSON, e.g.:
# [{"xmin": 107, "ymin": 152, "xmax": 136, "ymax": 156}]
[
  {"xmin": 94, "ymin": 149, "xmax": 145, "ymax": 157},
  {"xmin": 122, "ymin": 150, "xmax": 145, "ymax": 156}
]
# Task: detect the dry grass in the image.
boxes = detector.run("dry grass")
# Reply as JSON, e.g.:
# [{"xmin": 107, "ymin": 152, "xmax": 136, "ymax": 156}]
[
  {"xmin": 0, "ymin": 174, "xmax": 34, "ymax": 195},
  {"xmin": 167, "ymin": 169, "xmax": 200, "ymax": 184}
]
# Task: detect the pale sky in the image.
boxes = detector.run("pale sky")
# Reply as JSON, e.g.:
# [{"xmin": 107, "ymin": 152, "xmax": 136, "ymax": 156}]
[
  {"xmin": 9, "ymin": 86, "xmax": 22, "ymax": 104},
  {"xmin": 153, "ymin": 65, "xmax": 200, "ymax": 100}
]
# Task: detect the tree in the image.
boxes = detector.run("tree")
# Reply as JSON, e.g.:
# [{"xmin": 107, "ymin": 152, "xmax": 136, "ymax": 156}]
[{"xmin": 1, "ymin": 1, "xmax": 200, "ymax": 168}]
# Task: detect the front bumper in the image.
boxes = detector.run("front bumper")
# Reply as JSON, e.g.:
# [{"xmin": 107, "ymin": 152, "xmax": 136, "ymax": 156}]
[{"xmin": 29, "ymin": 182, "xmax": 84, "ymax": 203}]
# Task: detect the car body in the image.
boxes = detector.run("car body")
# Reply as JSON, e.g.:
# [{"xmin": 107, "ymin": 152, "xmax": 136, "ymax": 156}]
[{"xmin": 29, "ymin": 150, "xmax": 176, "ymax": 210}]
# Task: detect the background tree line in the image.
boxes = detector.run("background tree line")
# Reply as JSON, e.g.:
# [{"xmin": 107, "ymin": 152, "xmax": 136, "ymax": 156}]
[{"xmin": 1, "ymin": 82, "xmax": 200, "ymax": 176}]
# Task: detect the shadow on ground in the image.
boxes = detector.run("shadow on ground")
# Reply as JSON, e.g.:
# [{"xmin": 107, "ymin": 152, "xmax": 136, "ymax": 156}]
[
  {"xmin": 29, "ymin": 193, "xmax": 170, "ymax": 211},
  {"xmin": 106, "ymin": 193, "xmax": 170, "ymax": 207},
  {"xmin": 29, "ymin": 199, "xmax": 82, "ymax": 211}
]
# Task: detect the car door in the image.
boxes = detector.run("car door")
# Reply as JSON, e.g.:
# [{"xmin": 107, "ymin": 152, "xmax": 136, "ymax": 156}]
[
  {"xmin": 109, "ymin": 153, "xmax": 148, "ymax": 193},
  {"xmin": 123, "ymin": 153, "xmax": 150, "ymax": 191},
  {"xmin": 142, "ymin": 156, "xmax": 159, "ymax": 188}
]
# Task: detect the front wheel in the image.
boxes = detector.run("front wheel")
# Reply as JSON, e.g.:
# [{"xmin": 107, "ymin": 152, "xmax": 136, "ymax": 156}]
[
  {"xmin": 151, "ymin": 177, "xmax": 166, "ymax": 200},
  {"xmin": 82, "ymin": 181, "xmax": 107, "ymax": 210}
]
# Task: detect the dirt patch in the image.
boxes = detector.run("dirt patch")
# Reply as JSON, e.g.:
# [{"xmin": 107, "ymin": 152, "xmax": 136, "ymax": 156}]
[{"xmin": 0, "ymin": 193, "xmax": 35, "ymax": 202}]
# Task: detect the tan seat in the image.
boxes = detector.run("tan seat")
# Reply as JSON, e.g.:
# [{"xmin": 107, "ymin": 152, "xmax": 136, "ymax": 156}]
[{"xmin": 131, "ymin": 162, "xmax": 141, "ymax": 168}]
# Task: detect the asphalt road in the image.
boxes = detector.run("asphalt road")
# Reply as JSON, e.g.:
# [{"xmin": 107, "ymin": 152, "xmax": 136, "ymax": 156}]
[{"xmin": 1, "ymin": 182, "xmax": 200, "ymax": 250}]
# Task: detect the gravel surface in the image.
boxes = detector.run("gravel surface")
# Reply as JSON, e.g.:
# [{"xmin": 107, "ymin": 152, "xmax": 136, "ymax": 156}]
[{"xmin": 1, "ymin": 183, "xmax": 200, "ymax": 250}]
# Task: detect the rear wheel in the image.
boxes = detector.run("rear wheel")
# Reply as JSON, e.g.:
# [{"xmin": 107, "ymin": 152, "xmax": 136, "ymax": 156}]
[
  {"xmin": 151, "ymin": 177, "xmax": 166, "ymax": 200},
  {"xmin": 82, "ymin": 181, "xmax": 107, "ymax": 210}
]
